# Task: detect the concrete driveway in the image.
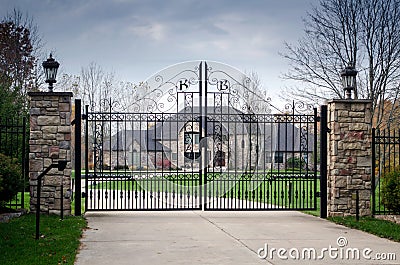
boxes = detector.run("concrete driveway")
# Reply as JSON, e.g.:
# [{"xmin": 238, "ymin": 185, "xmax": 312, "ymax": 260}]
[{"xmin": 75, "ymin": 211, "xmax": 400, "ymax": 265}]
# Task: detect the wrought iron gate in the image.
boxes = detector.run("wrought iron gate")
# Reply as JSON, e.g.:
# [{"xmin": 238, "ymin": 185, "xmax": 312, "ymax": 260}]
[{"xmin": 80, "ymin": 61, "xmax": 323, "ymax": 211}]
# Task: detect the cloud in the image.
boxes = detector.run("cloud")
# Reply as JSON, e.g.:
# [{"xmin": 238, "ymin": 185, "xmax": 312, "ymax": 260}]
[
  {"xmin": 126, "ymin": 21, "xmax": 166, "ymax": 41},
  {"xmin": 0, "ymin": 0, "xmax": 318, "ymax": 105}
]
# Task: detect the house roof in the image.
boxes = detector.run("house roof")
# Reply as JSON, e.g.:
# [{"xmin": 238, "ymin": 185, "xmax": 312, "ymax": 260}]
[
  {"xmin": 153, "ymin": 106, "xmax": 260, "ymax": 140},
  {"xmin": 104, "ymin": 129, "xmax": 171, "ymax": 152},
  {"xmin": 105, "ymin": 104, "xmax": 314, "ymax": 154},
  {"xmin": 152, "ymin": 111, "xmax": 314, "ymax": 153}
]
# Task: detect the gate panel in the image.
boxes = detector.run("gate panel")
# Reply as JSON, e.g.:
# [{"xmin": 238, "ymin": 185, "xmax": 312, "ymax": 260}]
[
  {"xmin": 82, "ymin": 61, "xmax": 320, "ymax": 211},
  {"xmin": 204, "ymin": 110, "xmax": 318, "ymax": 210},
  {"xmin": 84, "ymin": 63, "xmax": 203, "ymax": 210},
  {"xmin": 85, "ymin": 112, "xmax": 207, "ymax": 210},
  {"xmin": 203, "ymin": 62, "xmax": 318, "ymax": 210}
]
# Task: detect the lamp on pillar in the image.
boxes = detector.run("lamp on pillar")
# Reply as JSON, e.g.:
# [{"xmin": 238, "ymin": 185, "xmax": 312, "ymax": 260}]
[
  {"xmin": 42, "ymin": 54, "xmax": 60, "ymax": 92},
  {"xmin": 341, "ymin": 62, "xmax": 358, "ymax": 99}
]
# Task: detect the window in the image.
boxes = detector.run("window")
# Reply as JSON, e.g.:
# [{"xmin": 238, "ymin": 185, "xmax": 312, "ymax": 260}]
[
  {"xmin": 214, "ymin": 150, "xmax": 226, "ymax": 167},
  {"xmin": 132, "ymin": 152, "xmax": 140, "ymax": 165},
  {"xmin": 193, "ymin": 133, "xmax": 199, "ymax": 144},
  {"xmin": 303, "ymin": 154, "xmax": 308, "ymax": 163},
  {"xmin": 185, "ymin": 152, "xmax": 200, "ymax": 162},
  {"xmin": 184, "ymin": 132, "xmax": 199, "ymax": 145},
  {"xmin": 265, "ymin": 152, "xmax": 272, "ymax": 163},
  {"xmin": 274, "ymin": 152, "xmax": 284, "ymax": 163},
  {"xmin": 184, "ymin": 133, "xmax": 191, "ymax": 144}
]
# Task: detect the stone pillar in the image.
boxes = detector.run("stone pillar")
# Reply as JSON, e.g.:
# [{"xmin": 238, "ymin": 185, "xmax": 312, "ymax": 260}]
[
  {"xmin": 28, "ymin": 92, "xmax": 73, "ymax": 215},
  {"xmin": 327, "ymin": 99, "xmax": 372, "ymax": 217}
]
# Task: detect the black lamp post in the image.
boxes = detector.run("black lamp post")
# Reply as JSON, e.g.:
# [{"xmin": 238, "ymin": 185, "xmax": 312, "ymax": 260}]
[
  {"xmin": 341, "ymin": 62, "xmax": 358, "ymax": 99},
  {"xmin": 42, "ymin": 53, "xmax": 60, "ymax": 92}
]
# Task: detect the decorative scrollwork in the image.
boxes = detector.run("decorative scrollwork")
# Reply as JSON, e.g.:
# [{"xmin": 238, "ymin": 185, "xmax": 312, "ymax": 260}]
[
  {"xmin": 284, "ymin": 101, "xmax": 315, "ymax": 115},
  {"xmin": 300, "ymin": 125, "xmax": 309, "ymax": 153},
  {"xmin": 144, "ymin": 66, "xmax": 200, "ymax": 113},
  {"xmin": 184, "ymin": 93, "xmax": 193, "ymax": 111},
  {"xmin": 92, "ymin": 122, "xmax": 104, "ymax": 170},
  {"xmin": 206, "ymin": 62, "xmax": 272, "ymax": 115}
]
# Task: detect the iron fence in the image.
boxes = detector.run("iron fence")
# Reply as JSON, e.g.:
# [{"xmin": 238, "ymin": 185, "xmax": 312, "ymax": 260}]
[
  {"xmin": 372, "ymin": 128, "xmax": 400, "ymax": 215},
  {"xmin": 0, "ymin": 117, "xmax": 29, "ymax": 209}
]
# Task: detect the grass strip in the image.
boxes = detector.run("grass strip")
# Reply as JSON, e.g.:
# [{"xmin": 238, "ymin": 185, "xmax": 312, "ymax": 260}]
[
  {"xmin": 0, "ymin": 214, "xmax": 86, "ymax": 265},
  {"xmin": 328, "ymin": 216, "xmax": 400, "ymax": 242}
]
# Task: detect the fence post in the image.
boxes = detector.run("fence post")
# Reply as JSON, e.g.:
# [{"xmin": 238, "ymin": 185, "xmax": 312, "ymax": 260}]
[
  {"xmin": 84, "ymin": 105, "xmax": 89, "ymax": 212},
  {"xmin": 74, "ymin": 99, "xmax": 82, "ymax": 216},
  {"xmin": 21, "ymin": 116, "xmax": 27, "ymax": 208},
  {"xmin": 320, "ymin": 105, "xmax": 328, "ymax": 218},
  {"xmin": 371, "ymin": 128, "xmax": 376, "ymax": 216}
]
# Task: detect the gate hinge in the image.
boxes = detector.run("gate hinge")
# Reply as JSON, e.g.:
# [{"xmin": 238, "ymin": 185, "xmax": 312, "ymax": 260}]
[
  {"xmin": 316, "ymin": 116, "xmax": 321, "ymax": 122},
  {"xmin": 72, "ymin": 114, "xmax": 87, "ymax": 124},
  {"xmin": 82, "ymin": 192, "xmax": 86, "ymax": 198},
  {"xmin": 316, "ymin": 191, "xmax": 321, "ymax": 198}
]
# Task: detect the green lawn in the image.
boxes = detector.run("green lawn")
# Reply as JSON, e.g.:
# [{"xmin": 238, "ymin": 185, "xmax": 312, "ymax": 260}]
[
  {"xmin": 71, "ymin": 196, "xmax": 85, "ymax": 215},
  {"xmin": 1, "ymin": 187, "xmax": 86, "ymax": 264},
  {"xmin": 0, "ymin": 214, "xmax": 86, "ymax": 265},
  {"xmin": 303, "ymin": 197, "xmax": 321, "ymax": 216},
  {"xmin": 329, "ymin": 216, "xmax": 400, "ymax": 242},
  {"xmin": 6, "ymin": 191, "xmax": 30, "ymax": 210},
  {"xmin": 7, "ymin": 191, "xmax": 86, "ymax": 217}
]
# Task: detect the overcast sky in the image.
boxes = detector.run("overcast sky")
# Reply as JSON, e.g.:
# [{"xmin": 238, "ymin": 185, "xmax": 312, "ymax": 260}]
[{"xmin": 1, "ymin": 0, "xmax": 318, "ymax": 107}]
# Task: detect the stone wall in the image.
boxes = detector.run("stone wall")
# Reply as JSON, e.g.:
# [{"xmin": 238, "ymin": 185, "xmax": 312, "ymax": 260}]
[
  {"xmin": 327, "ymin": 99, "xmax": 372, "ymax": 217},
  {"xmin": 28, "ymin": 92, "xmax": 73, "ymax": 215}
]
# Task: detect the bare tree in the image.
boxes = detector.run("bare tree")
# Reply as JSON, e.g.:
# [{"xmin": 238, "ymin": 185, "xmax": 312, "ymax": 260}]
[
  {"xmin": 58, "ymin": 62, "xmax": 144, "ymax": 113},
  {"xmin": 117, "ymin": 80, "xmax": 139, "ymax": 111},
  {"xmin": 57, "ymin": 73, "xmax": 80, "ymax": 95},
  {"xmin": 80, "ymin": 62, "xmax": 106, "ymax": 110},
  {"xmin": 80, "ymin": 63, "xmax": 144, "ymax": 112},
  {"xmin": 281, "ymin": 0, "xmax": 400, "ymax": 127},
  {"xmin": 242, "ymin": 71, "xmax": 275, "ymax": 114}
]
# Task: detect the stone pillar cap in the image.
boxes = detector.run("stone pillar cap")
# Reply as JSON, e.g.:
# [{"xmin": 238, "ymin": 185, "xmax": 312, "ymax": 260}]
[{"xmin": 28, "ymin": 91, "xmax": 73, "ymax": 97}]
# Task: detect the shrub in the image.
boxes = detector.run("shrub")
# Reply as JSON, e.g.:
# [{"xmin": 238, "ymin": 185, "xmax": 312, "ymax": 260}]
[
  {"xmin": 113, "ymin": 164, "xmax": 129, "ymax": 170},
  {"xmin": 0, "ymin": 153, "xmax": 23, "ymax": 206},
  {"xmin": 381, "ymin": 167, "xmax": 400, "ymax": 214},
  {"xmin": 286, "ymin": 157, "xmax": 306, "ymax": 169}
]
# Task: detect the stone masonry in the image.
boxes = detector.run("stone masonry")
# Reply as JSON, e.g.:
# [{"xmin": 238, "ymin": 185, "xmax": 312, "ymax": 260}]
[
  {"xmin": 327, "ymin": 99, "xmax": 372, "ymax": 217},
  {"xmin": 28, "ymin": 92, "xmax": 73, "ymax": 215}
]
